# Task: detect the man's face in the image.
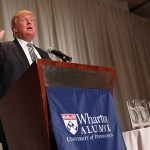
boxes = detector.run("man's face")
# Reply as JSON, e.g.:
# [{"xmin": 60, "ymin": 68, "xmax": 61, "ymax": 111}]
[{"xmin": 13, "ymin": 13, "xmax": 36, "ymax": 42}]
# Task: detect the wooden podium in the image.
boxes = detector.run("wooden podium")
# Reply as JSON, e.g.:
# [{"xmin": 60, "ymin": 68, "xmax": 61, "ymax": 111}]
[{"xmin": 0, "ymin": 59, "xmax": 115, "ymax": 150}]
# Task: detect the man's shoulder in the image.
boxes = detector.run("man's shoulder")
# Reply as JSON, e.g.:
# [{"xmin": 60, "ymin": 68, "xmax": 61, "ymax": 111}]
[
  {"xmin": 0, "ymin": 40, "xmax": 17, "ymax": 54},
  {"xmin": 1, "ymin": 40, "xmax": 14, "ymax": 46}
]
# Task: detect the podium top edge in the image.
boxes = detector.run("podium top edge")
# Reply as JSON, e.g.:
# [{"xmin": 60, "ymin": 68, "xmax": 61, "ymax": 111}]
[{"xmin": 35, "ymin": 59, "xmax": 115, "ymax": 74}]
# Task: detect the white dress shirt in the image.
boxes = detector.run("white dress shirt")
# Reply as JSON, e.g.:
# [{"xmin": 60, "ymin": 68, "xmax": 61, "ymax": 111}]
[{"xmin": 17, "ymin": 39, "xmax": 41, "ymax": 65}]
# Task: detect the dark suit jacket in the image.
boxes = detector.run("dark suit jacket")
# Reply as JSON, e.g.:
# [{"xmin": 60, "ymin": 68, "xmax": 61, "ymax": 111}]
[{"xmin": 0, "ymin": 39, "xmax": 50, "ymax": 99}]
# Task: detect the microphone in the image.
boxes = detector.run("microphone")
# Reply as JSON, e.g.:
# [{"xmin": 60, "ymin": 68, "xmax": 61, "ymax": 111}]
[{"xmin": 47, "ymin": 47, "xmax": 72, "ymax": 62}]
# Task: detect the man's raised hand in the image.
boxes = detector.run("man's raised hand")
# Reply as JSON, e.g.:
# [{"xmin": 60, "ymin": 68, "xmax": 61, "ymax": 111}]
[{"xmin": 0, "ymin": 30, "xmax": 5, "ymax": 41}]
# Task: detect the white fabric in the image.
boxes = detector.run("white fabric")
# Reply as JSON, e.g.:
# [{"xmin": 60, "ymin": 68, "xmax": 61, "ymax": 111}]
[{"xmin": 123, "ymin": 127, "xmax": 150, "ymax": 150}]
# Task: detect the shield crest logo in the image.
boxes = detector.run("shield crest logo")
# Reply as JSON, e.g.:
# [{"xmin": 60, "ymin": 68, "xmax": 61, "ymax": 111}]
[{"xmin": 61, "ymin": 114, "xmax": 78, "ymax": 135}]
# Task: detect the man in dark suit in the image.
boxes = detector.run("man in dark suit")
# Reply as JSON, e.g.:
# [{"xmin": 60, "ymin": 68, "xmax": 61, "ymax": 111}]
[
  {"xmin": 0, "ymin": 10, "xmax": 50, "ymax": 98},
  {"xmin": 0, "ymin": 10, "xmax": 50, "ymax": 149}
]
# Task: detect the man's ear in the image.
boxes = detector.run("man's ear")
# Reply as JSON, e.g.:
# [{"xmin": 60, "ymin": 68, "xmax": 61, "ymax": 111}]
[{"xmin": 12, "ymin": 26, "xmax": 18, "ymax": 33}]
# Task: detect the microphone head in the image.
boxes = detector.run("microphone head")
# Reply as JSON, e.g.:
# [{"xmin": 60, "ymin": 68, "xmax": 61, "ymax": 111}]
[{"xmin": 47, "ymin": 47, "xmax": 53, "ymax": 53}]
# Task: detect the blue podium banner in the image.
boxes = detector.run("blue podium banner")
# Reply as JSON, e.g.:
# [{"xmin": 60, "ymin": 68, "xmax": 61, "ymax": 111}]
[{"xmin": 46, "ymin": 87, "xmax": 126, "ymax": 150}]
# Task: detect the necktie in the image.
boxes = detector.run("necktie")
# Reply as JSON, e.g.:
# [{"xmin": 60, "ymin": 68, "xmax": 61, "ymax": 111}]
[{"xmin": 27, "ymin": 43, "xmax": 37, "ymax": 62}]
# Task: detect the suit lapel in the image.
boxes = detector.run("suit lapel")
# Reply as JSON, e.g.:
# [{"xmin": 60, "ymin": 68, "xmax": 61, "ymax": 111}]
[{"xmin": 12, "ymin": 39, "xmax": 30, "ymax": 69}]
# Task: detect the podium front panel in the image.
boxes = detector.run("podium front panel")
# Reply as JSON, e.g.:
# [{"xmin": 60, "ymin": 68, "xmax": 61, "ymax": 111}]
[{"xmin": 42, "ymin": 65, "xmax": 113, "ymax": 90}]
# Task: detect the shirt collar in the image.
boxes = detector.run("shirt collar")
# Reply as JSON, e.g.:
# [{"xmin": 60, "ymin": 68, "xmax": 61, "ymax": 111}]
[{"xmin": 17, "ymin": 38, "xmax": 33, "ymax": 46}]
